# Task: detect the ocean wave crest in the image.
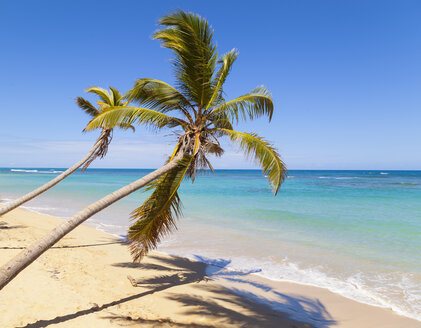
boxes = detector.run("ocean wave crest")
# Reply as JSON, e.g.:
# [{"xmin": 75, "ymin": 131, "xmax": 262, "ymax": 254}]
[{"xmin": 11, "ymin": 169, "xmax": 63, "ymax": 174}]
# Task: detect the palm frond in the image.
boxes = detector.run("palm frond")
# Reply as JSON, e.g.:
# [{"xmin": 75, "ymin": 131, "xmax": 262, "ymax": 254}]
[
  {"xmin": 218, "ymin": 129, "xmax": 287, "ymax": 195},
  {"xmin": 84, "ymin": 106, "xmax": 187, "ymax": 131},
  {"xmin": 109, "ymin": 86, "xmax": 123, "ymax": 104},
  {"xmin": 128, "ymin": 155, "xmax": 192, "ymax": 261},
  {"xmin": 76, "ymin": 97, "xmax": 99, "ymax": 118},
  {"xmin": 205, "ymin": 49, "xmax": 239, "ymax": 112},
  {"xmin": 128, "ymin": 78, "xmax": 194, "ymax": 122},
  {"xmin": 210, "ymin": 86, "xmax": 274, "ymax": 123},
  {"xmin": 117, "ymin": 122, "xmax": 136, "ymax": 132},
  {"xmin": 86, "ymin": 87, "xmax": 112, "ymax": 105},
  {"xmin": 212, "ymin": 118, "xmax": 234, "ymax": 130},
  {"xmin": 201, "ymin": 138, "xmax": 224, "ymax": 157},
  {"xmin": 206, "ymin": 111, "xmax": 234, "ymax": 130},
  {"xmin": 97, "ymin": 100, "xmax": 109, "ymax": 109},
  {"xmin": 153, "ymin": 10, "xmax": 218, "ymax": 108}
]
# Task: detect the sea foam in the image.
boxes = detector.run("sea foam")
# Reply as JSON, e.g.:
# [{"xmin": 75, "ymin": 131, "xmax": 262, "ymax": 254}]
[
  {"xmin": 164, "ymin": 249, "xmax": 421, "ymax": 322},
  {"xmin": 10, "ymin": 169, "xmax": 63, "ymax": 174}
]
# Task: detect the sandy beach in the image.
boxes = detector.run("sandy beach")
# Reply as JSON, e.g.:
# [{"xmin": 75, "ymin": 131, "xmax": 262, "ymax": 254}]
[{"xmin": 0, "ymin": 206, "xmax": 419, "ymax": 328}]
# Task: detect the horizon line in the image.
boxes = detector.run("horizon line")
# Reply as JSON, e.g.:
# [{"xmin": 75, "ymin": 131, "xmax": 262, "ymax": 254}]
[{"xmin": 2, "ymin": 167, "xmax": 420, "ymax": 172}]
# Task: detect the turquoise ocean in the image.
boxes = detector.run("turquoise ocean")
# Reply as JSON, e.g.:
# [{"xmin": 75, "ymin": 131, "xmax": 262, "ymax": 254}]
[{"xmin": 0, "ymin": 168, "xmax": 420, "ymax": 321}]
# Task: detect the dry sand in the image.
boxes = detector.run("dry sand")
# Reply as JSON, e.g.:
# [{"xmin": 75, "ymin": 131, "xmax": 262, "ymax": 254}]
[{"xmin": 0, "ymin": 207, "xmax": 419, "ymax": 328}]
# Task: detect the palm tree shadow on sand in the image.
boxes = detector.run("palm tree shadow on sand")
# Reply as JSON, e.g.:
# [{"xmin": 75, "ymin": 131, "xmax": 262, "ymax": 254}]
[
  {"xmin": 112, "ymin": 254, "xmax": 336, "ymax": 328},
  {"xmin": 19, "ymin": 254, "xmax": 336, "ymax": 328},
  {"xmin": 189, "ymin": 255, "xmax": 336, "ymax": 327}
]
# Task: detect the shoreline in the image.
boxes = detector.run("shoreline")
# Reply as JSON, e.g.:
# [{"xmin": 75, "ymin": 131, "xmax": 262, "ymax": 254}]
[
  {"xmin": 0, "ymin": 206, "xmax": 420, "ymax": 327},
  {"xmin": 80, "ymin": 218, "xmax": 421, "ymax": 323},
  {"xmin": 11, "ymin": 204, "xmax": 412, "ymax": 319}
]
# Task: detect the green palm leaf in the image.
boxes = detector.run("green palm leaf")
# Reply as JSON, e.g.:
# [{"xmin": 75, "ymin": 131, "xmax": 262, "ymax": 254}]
[
  {"xmin": 86, "ymin": 87, "xmax": 113, "ymax": 104},
  {"xmin": 218, "ymin": 129, "xmax": 287, "ymax": 195},
  {"xmin": 85, "ymin": 106, "xmax": 187, "ymax": 131},
  {"xmin": 76, "ymin": 97, "xmax": 99, "ymax": 117},
  {"xmin": 206, "ymin": 111, "xmax": 234, "ymax": 130},
  {"xmin": 210, "ymin": 86, "xmax": 274, "ymax": 123},
  {"xmin": 205, "ymin": 49, "xmax": 239, "ymax": 112},
  {"xmin": 118, "ymin": 123, "xmax": 136, "ymax": 132},
  {"xmin": 128, "ymin": 78, "xmax": 194, "ymax": 122},
  {"xmin": 128, "ymin": 155, "xmax": 192, "ymax": 261},
  {"xmin": 153, "ymin": 10, "xmax": 218, "ymax": 108},
  {"xmin": 109, "ymin": 86, "xmax": 123, "ymax": 104}
]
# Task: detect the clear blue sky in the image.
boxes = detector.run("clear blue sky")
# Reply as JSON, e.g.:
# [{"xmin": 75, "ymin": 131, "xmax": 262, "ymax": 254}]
[{"xmin": 1, "ymin": 0, "xmax": 420, "ymax": 169}]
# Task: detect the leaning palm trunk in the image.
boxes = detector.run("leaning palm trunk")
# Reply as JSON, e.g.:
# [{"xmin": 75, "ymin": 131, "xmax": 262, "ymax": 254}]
[
  {"xmin": 0, "ymin": 130, "xmax": 110, "ymax": 217},
  {"xmin": 0, "ymin": 152, "xmax": 184, "ymax": 290}
]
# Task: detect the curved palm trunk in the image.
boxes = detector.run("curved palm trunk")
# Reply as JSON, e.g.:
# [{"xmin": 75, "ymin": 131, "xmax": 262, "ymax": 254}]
[
  {"xmin": 0, "ymin": 132, "xmax": 107, "ymax": 217},
  {"xmin": 0, "ymin": 154, "xmax": 183, "ymax": 290}
]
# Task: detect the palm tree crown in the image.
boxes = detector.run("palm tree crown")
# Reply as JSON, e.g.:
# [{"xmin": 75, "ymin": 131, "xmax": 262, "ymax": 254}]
[
  {"xmin": 0, "ymin": 86, "xmax": 134, "ymax": 219},
  {"xmin": 76, "ymin": 86, "xmax": 134, "ymax": 169},
  {"xmin": 86, "ymin": 10, "xmax": 287, "ymax": 261}
]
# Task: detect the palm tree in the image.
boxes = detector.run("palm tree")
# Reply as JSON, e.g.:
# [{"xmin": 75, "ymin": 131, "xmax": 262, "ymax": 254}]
[
  {"xmin": 0, "ymin": 87, "xmax": 133, "ymax": 217},
  {"xmin": 0, "ymin": 10, "xmax": 286, "ymax": 289}
]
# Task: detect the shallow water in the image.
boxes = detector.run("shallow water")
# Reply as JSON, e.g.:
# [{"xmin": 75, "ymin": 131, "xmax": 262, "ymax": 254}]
[{"xmin": 0, "ymin": 168, "xmax": 420, "ymax": 321}]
